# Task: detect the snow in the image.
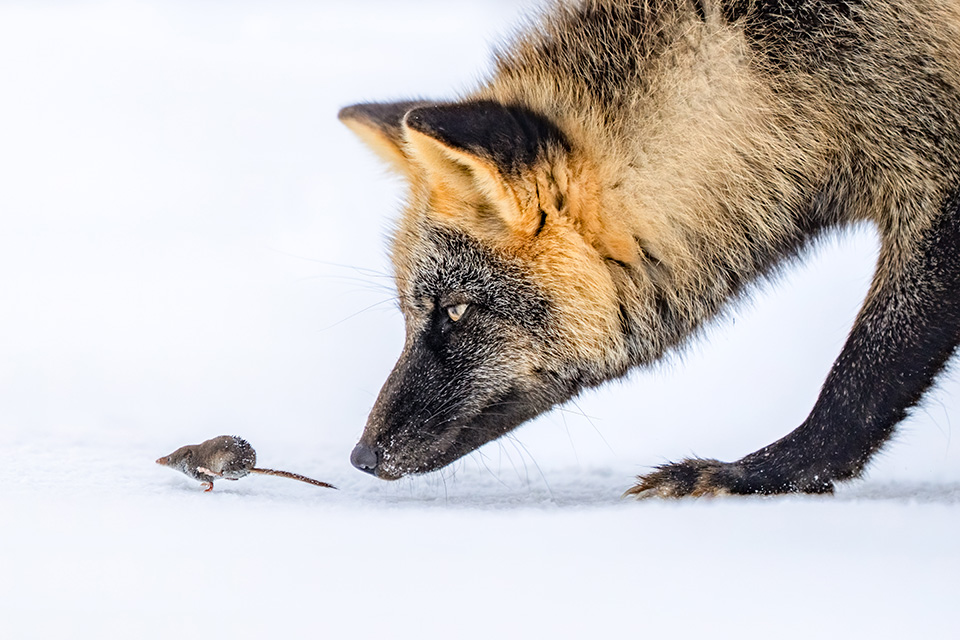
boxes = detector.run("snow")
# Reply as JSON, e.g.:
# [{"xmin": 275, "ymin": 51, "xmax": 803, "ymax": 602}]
[{"xmin": 1, "ymin": 1, "xmax": 958, "ymax": 638}]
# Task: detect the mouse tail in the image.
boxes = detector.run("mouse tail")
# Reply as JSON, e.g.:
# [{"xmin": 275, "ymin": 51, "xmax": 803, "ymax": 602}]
[{"xmin": 250, "ymin": 468, "xmax": 337, "ymax": 490}]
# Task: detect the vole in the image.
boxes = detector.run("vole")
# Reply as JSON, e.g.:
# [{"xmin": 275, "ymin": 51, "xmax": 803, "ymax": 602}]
[{"xmin": 156, "ymin": 435, "xmax": 337, "ymax": 492}]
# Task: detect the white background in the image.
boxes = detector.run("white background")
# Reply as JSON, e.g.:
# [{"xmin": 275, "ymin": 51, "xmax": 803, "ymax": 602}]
[{"xmin": 1, "ymin": 1, "xmax": 957, "ymax": 638}]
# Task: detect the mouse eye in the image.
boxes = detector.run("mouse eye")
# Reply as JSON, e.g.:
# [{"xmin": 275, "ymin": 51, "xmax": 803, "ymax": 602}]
[{"xmin": 445, "ymin": 303, "xmax": 469, "ymax": 322}]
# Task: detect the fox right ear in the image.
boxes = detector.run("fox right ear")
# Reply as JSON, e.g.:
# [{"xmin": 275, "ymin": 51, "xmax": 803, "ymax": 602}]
[{"xmin": 338, "ymin": 101, "xmax": 428, "ymax": 175}]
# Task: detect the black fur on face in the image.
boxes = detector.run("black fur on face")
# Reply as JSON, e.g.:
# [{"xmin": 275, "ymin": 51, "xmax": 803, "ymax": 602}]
[{"xmin": 361, "ymin": 224, "xmax": 574, "ymax": 479}]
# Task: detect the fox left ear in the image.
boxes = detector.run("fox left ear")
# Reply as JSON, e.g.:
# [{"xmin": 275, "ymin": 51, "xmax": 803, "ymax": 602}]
[{"xmin": 403, "ymin": 102, "xmax": 569, "ymax": 236}]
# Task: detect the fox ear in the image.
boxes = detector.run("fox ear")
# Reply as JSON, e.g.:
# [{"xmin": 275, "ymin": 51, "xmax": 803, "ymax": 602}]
[
  {"xmin": 403, "ymin": 101, "xmax": 568, "ymax": 236},
  {"xmin": 338, "ymin": 101, "xmax": 429, "ymax": 175},
  {"xmin": 403, "ymin": 101, "xmax": 566, "ymax": 177}
]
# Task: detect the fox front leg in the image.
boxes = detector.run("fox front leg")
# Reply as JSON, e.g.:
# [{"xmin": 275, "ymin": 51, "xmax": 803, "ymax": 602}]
[{"xmin": 628, "ymin": 193, "xmax": 960, "ymax": 498}]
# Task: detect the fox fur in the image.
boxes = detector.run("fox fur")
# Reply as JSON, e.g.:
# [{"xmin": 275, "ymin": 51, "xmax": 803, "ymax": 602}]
[{"xmin": 339, "ymin": 0, "xmax": 960, "ymax": 496}]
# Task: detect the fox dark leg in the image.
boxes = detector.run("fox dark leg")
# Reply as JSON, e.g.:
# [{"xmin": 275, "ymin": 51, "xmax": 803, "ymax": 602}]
[{"xmin": 628, "ymin": 190, "xmax": 960, "ymax": 497}]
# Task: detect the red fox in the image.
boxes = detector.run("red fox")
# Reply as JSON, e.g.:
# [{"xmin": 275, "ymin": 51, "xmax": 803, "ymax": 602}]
[{"xmin": 339, "ymin": 0, "xmax": 960, "ymax": 496}]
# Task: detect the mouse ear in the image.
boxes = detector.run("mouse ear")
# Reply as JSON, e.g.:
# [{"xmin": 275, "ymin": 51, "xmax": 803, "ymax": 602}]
[{"xmin": 338, "ymin": 101, "xmax": 432, "ymax": 176}]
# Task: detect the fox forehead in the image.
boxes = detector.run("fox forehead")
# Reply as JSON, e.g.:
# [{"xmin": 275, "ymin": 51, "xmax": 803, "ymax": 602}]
[{"xmin": 390, "ymin": 219, "xmax": 551, "ymax": 332}]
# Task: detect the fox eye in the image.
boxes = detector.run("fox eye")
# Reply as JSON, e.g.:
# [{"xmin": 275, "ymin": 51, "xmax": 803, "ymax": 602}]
[{"xmin": 446, "ymin": 303, "xmax": 469, "ymax": 322}]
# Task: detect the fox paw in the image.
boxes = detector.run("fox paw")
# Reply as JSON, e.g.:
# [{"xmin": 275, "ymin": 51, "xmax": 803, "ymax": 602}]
[
  {"xmin": 624, "ymin": 457, "xmax": 836, "ymax": 498},
  {"xmin": 623, "ymin": 458, "xmax": 740, "ymax": 498}
]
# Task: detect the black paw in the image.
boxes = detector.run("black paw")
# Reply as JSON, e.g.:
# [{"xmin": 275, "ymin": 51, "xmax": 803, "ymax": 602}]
[
  {"xmin": 623, "ymin": 458, "xmax": 737, "ymax": 498},
  {"xmin": 623, "ymin": 457, "xmax": 835, "ymax": 498}
]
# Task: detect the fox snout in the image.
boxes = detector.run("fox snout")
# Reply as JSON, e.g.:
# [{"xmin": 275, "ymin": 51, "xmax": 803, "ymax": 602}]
[
  {"xmin": 351, "ymin": 288, "xmax": 571, "ymax": 480},
  {"xmin": 352, "ymin": 379, "xmax": 555, "ymax": 480},
  {"xmin": 351, "ymin": 334, "xmax": 515, "ymax": 480}
]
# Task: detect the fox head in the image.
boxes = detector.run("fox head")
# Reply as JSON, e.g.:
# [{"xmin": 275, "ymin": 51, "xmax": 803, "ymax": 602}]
[{"xmin": 339, "ymin": 100, "xmax": 636, "ymax": 479}]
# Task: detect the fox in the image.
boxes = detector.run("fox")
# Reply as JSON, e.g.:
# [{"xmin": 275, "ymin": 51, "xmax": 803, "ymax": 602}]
[{"xmin": 338, "ymin": 0, "xmax": 960, "ymax": 497}]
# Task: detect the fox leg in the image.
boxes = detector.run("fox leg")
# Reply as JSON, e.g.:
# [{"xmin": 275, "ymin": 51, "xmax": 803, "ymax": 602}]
[{"xmin": 628, "ymin": 191, "xmax": 960, "ymax": 497}]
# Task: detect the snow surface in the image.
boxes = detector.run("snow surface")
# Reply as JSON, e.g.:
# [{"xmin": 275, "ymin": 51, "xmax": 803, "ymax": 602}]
[{"xmin": 1, "ymin": 1, "xmax": 958, "ymax": 638}]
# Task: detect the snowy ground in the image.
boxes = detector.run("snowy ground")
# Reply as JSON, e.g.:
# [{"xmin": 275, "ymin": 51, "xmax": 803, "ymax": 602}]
[{"xmin": 1, "ymin": 2, "xmax": 958, "ymax": 638}]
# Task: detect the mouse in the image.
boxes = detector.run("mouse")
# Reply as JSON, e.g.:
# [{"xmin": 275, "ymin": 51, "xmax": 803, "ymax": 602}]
[{"xmin": 156, "ymin": 435, "xmax": 337, "ymax": 492}]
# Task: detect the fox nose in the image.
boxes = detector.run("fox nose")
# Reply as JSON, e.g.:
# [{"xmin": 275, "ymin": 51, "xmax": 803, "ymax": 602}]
[{"xmin": 350, "ymin": 442, "xmax": 379, "ymax": 475}]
